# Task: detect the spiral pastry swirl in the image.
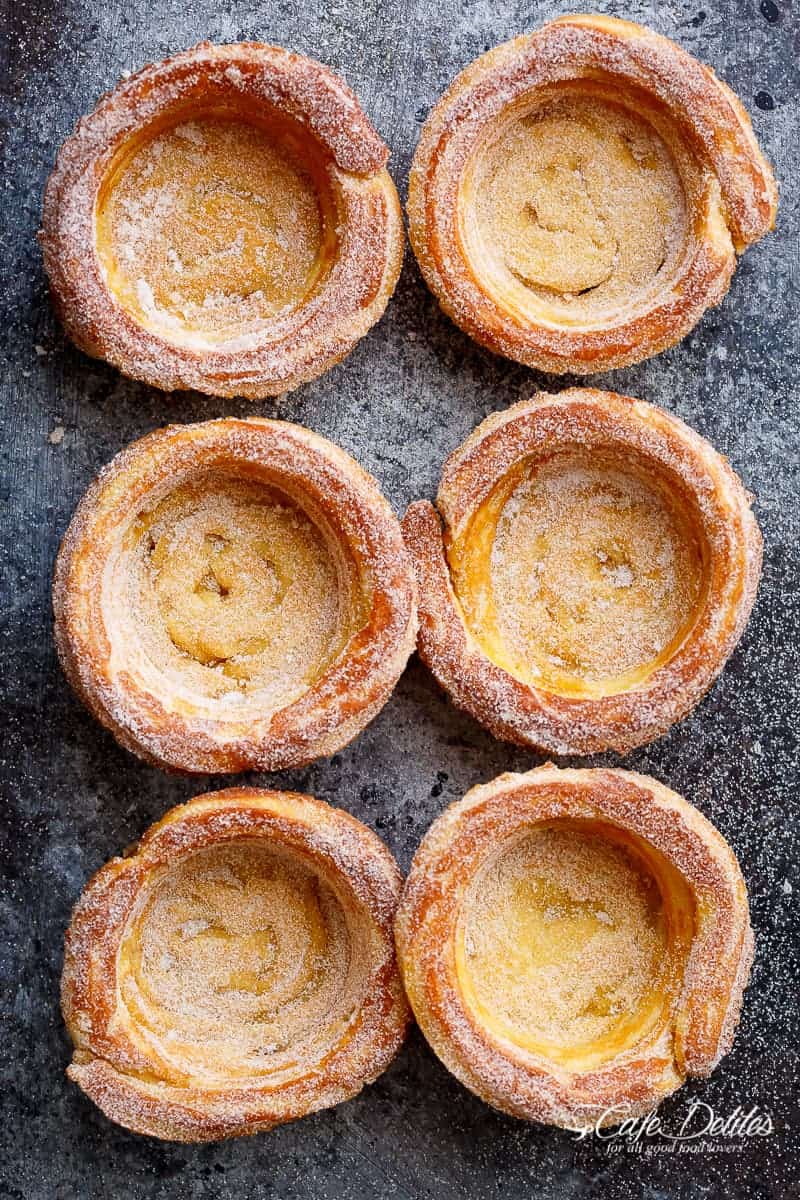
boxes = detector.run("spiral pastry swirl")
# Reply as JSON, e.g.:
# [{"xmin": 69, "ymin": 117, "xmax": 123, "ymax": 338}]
[
  {"xmin": 53, "ymin": 418, "xmax": 417, "ymax": 773},
  {"xmin": 402, "ymin": 389, "xmax": 761, "ymax": 755},
  {"xmin": 62, "ymin": 789, "xmax": 409, "ymax": 1141},
  {"xmin": 408, "ymin": 15, "xmax": 776, "ymax": 373},
  {"xmin": 41, "ymin": 42, "xmax": 403, "ymax": 397},
  {"xmin": 396, "ymin": 766, "xmax": 752, "ymax": 1130}
]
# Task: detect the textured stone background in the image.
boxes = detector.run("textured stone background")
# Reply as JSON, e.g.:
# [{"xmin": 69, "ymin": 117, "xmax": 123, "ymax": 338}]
[{"xmin": 1, "ymin": 0, "xmax": 798, "ymax": 1196}]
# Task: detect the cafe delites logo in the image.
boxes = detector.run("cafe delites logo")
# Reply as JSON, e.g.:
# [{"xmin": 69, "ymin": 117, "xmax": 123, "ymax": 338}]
[{"xmin": 572, "ymin": 1100, "xmax": 775, "ymax": 1156}]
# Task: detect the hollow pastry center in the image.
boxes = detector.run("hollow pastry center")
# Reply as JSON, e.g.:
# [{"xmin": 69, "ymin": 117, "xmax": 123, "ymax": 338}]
[
  {"xmin": 458, "ymin": 825, "xmax": 682, "ymax": 1068},
  {"xmin": 468, "ymin": 95, "xmax": 687, "ymax": 322},
  {"xmin": 96, "ymin": 115, "xmax": 331, "ymax": 347},
  {"xmin": 450, "ymin": 454, "xmax": 705, "ymax": 698},
  {"xmin": 121, "ymin": 474, "xmax": 361, "ymax": 709},
  {"xmin": 118, "ymin": 841, "xmax": 364, "ymax": 1082}
]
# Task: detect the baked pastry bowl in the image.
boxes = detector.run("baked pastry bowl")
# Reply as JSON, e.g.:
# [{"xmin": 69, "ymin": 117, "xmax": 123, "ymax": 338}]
[
  {"xmin": 62, "ymin": 788, "xmax": 410, "ymax": 1141},
  {"xmin": 54, "ymin": 418, "xmax": 417, "ymax": 773},
  {"xmin": 402, "ymin": 389, "xmax": 761, "ymax": 755},
  {"xmin": 408, "ymin": 14, "xmax": 777, "ymax": 373},
  {"xmin": 41, "ymin": 42, "xmax": 403, "ymax": 397},
  {"xmin": 395, "ymin": 765, "xmax": 752, "ymax": 1129}
]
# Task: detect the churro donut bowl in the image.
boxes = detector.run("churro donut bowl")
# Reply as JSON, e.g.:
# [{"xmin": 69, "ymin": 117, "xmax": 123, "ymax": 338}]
[
  {"xmin": 402, "ymin": 389, "xmax": 761, "ymax": 756},
  {"xmin": 62, "ymin": 788, "xmax": 410, "ymax": 1141},
  {"xmin": 408, "ymin": 14, "xmax": 777, "ymax": 374},
  {"xmin": 40, "ymin": 42, "xmax": 404, "ymax": 398},
  {"xmin": 53, "ymin": 418, "xmax": 417, "ymax": 773},
  {"xmin": 395, "ymin": 766, "xmax": 752, "ymax": 1130}
]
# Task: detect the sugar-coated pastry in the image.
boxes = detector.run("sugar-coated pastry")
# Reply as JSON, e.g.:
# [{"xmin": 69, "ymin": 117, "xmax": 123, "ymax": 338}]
[
  {"xmin": 54, "ymin": 418, "xmax": 417, "ymax": 773},
  {"xmin": 408, "ymin": 15, "xmax": 777, "ymax": 373},
  {"xmin": 63, "ymin": 788, "xmax": 410, "ymax": 1141},
  {"xmin": 402, "ymin": 389, "xmax": 761, "ymax": 756},
  {"xmin": 41, "ymin": 42, "xmax": 403, "ymax": 397},
  {"xmin": 395, "ymin": 765, "xmax": 752, "ymax": 1129}
]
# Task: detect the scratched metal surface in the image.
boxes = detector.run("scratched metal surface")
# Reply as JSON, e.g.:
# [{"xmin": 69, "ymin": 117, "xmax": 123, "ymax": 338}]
[{"xmin": 1, "ymin": 0, "xmax": 798, "ymax": 1196}]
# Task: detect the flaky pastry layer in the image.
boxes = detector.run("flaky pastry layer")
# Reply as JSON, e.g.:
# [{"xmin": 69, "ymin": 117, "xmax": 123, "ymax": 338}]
[
  {"xmin": 395, "ymin": 765, "xmax": 752, "ymax": 1129},
  {"xmin": 408, "ymin": 15, "xmax": 777, "ymax": 373},
  {"xmin": 402, "ymin": 389, "xmax": 762, "ymax": 756},
  {"xmin": 62, "ymin": 788, "xmax": 410, "ymax": 1141},
  {"xmin": 53, "ymin": 418, "xmax": 417, "ymax": 773},
  {"xmin": 40, "ymin": 42, "xmax": 403, "ymax": 397}
]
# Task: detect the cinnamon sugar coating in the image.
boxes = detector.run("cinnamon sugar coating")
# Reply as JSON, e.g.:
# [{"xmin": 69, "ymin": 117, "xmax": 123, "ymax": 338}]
[
  {"xmin": 395, "ymin": 765, "xmax": 752, "ymax": 1130},
  {"xmin": 408, "ymin": 15, "xmax": 777, "ymax": 373},
  {"xmin": 53, "ymin": 418, "xmax": 417, "ymax": 773},
  {"xmin": 40, "ymin": 42, "xmax": 404, "ymax": 398},
  {"xmin": 62, "ymin": 789, "xmax": 410, "ymax": 1141},
  {"xmin": 402, "ymin": 389, "xmax": 762, "ymax": 756}
]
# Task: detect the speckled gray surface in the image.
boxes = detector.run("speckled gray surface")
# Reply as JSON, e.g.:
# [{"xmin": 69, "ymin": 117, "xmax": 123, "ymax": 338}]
[{"xmin": 1, "ymin": 0, "xmax": 798, "ymax": 1196}]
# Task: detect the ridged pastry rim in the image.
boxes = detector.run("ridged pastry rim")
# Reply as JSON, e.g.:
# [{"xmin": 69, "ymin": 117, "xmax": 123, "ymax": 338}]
[
  {"xmin": 53, "ymin": 417, "xmax": 418, "ymax": 774},
  {"xmin": 62, "ymin": 787, "xmax": 411, "ymax": 1142},
  {"xmin": 401, "ymin": 388, "xmax": 762, "ymax": 756},
  {"xmin": 395, "ymin": 764, "xmax": 752, "ymax": 1130},
  {"xmin": 39, "ymin": 41, "xmax": 404, "ymax": 399},
  {"xmin": 407, "ymin": 14, "xmax": 777, "ymax": 374}
]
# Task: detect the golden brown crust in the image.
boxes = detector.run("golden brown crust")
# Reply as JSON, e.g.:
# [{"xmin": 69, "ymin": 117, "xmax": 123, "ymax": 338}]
[
  {"xmin": 408, "ymin": 15, "xmax": 777, "ymax": 373},
  {"xmin": 53, "ymin": 418, "xmax": 417, "ymax": 773},
  {"xmin": 62, "ymin": 788, "xmax": 410, "ymax": 1141},
  {"xmin": 40, "ymin": 42, "xmax": 403, "ymax": 398},
  {"xmin": 395, "ymin": 765, "xmax": 752, "ymax": 1130},
  {"xmin": 401, "ymin": 388, "xmax": 762, "ymax": 756}
]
